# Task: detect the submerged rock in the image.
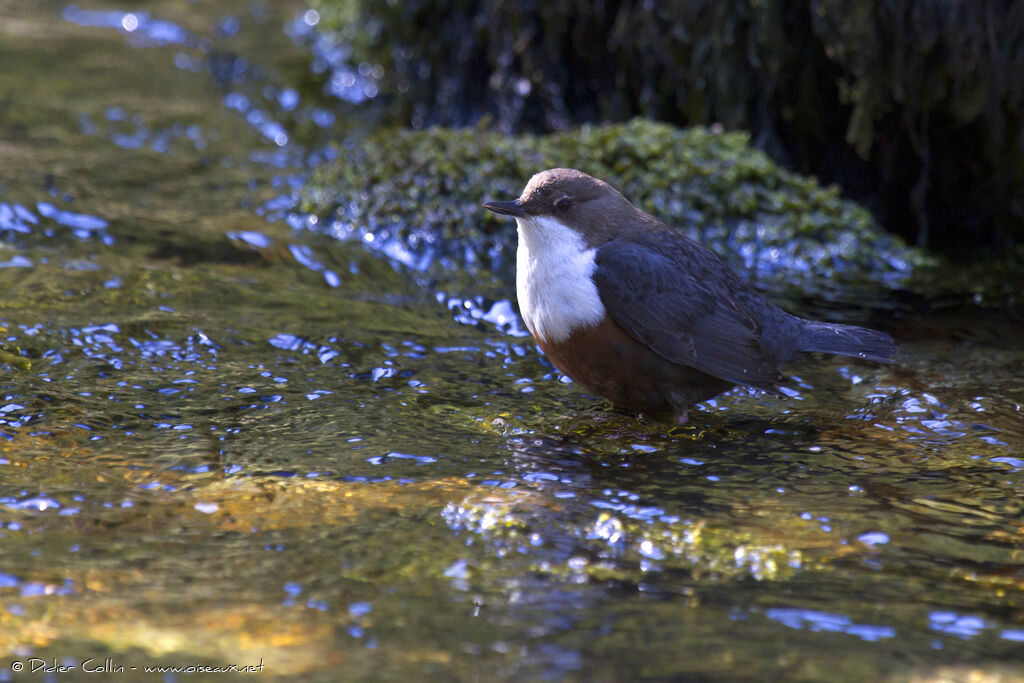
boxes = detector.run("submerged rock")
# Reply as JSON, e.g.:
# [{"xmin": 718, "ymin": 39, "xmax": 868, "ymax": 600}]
[{"xmin": 303, "ymin": 119, "xmax": 929, "ymax": 299}]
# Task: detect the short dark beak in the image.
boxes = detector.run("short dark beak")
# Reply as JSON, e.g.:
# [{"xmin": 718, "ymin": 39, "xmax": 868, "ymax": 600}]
[{"xmin": 483, "ymin": 200, "xmax": 527, "ymax": 217}]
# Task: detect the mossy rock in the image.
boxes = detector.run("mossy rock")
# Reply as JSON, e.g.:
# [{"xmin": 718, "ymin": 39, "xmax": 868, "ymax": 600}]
[{"xmin": 303, "ymin": 119, "xmax": 928, "ymax": 298}]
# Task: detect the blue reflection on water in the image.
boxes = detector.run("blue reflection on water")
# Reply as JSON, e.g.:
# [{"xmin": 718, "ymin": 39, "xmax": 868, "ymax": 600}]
[
  {"xmin": 0, "ymin": 203, "xmax": 37, "ymax": 233},
  {"xmin": 2, "ymin": 496, "xmax": 62, "ymax": 511},
  {"xmin": 0, "ymin": 202, "xmax": 112, "ymax": 245},
  {"xmin": 62, "ymin": 6, "xmax": 193, "ymax": 47},
  {"xmin": 286, "ymin": 11, "xmax": 381, "ymax": 105},
  {"xmin": 440, "ymin": 293, "xmax": 530, "ymax": 337},
  {"xmin": 0, "ymin": 255, "xmax": 32, "ymax": 269},
  {"xmin": 268, "ymin": 333, "xmax": 340, "ymax": 365},
  {"xmin": 765, "ymin": 607, "xmax": 895, "ymax": 641},
  {"xmin": 366, "ymin": 452, "xmax": 438, "ymax": 466},
  {"xmin": 929, "ymin": 611, "xmax": 987, "ymax": 638},
  {"xmin": 857, "ymin": 531, "xmax": 889, "ymax": 546}
]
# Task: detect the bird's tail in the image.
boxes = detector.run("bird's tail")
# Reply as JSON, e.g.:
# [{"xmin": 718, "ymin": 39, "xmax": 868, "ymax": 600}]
[{"xmin": 796, "ymin": 319, "xmax": 897, "ymax": 364}]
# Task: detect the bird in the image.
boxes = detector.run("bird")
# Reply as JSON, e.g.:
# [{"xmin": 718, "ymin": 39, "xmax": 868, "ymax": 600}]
[{"xmin": 483, "ymin": 168, "xmax": 897, "ymax": 424}]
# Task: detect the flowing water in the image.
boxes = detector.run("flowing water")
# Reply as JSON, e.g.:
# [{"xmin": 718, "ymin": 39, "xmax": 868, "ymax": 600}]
[{"xmin": 1, "ymin": 2, "xmax": 1023, "ymax": 681}]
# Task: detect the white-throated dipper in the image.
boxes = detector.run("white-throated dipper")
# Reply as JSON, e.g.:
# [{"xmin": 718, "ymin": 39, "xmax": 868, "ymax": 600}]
[{"xmin": 483, "ymin": 168, "xmax": 897, "ymax": 423}]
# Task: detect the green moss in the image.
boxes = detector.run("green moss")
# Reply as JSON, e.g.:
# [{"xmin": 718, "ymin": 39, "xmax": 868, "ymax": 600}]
[
  {"xmin": 303, "ymin": 119, "xmax": 928, "ymax": 295},
  {"xmin": 0, "ymin": 349, "xmax": 30, "ymax": 371}
]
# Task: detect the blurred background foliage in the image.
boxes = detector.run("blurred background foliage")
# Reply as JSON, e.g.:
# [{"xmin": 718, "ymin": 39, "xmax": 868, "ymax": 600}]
[{"xmin": 312, "ymin": 0, "xmax": 1024, "ymax": 257}]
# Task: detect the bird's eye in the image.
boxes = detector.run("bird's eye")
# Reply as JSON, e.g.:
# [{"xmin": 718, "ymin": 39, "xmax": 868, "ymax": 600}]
[{"xmin": 553, "ymin": 196, "xmax": 572, "ymax": 211}]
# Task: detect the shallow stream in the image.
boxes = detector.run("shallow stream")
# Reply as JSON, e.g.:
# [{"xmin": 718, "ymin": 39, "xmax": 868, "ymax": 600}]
[{"xmin": 1, "ymin": 2, "xmax": 1022, "ymax": 680}]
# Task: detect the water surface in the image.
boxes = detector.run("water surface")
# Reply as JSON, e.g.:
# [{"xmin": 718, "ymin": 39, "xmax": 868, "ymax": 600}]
[{"xmin": 1, "ymin": 2, "xmax": 1023, "ymax": 681}]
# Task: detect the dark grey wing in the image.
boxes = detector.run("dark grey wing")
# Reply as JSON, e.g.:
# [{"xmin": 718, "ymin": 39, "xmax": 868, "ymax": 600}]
[{"xmin": 593, "ymin": 237, "xmax": 784, "ymax": 387}]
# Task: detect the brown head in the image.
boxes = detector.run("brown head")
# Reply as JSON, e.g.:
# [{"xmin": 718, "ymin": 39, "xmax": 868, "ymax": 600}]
[{"xmin": 483, "ymin": 168, "xmax": 660, "ymax": 247}]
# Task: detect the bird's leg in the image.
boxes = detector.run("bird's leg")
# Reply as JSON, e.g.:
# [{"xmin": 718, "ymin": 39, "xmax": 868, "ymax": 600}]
[{"xmin": 674, "ymin": 407, "xmax": 689, "ymax": 426}]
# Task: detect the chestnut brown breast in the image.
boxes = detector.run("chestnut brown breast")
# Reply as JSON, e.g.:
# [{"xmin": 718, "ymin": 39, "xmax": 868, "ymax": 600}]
[{"xmin": 535, "ymin": 315, "xmax": 734, "ymax": 415}]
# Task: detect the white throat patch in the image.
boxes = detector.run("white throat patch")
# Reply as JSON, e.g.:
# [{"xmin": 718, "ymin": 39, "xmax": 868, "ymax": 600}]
[{"xmin": 515, "ymin": 215, "xmax": 606, "ymax": 344}]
